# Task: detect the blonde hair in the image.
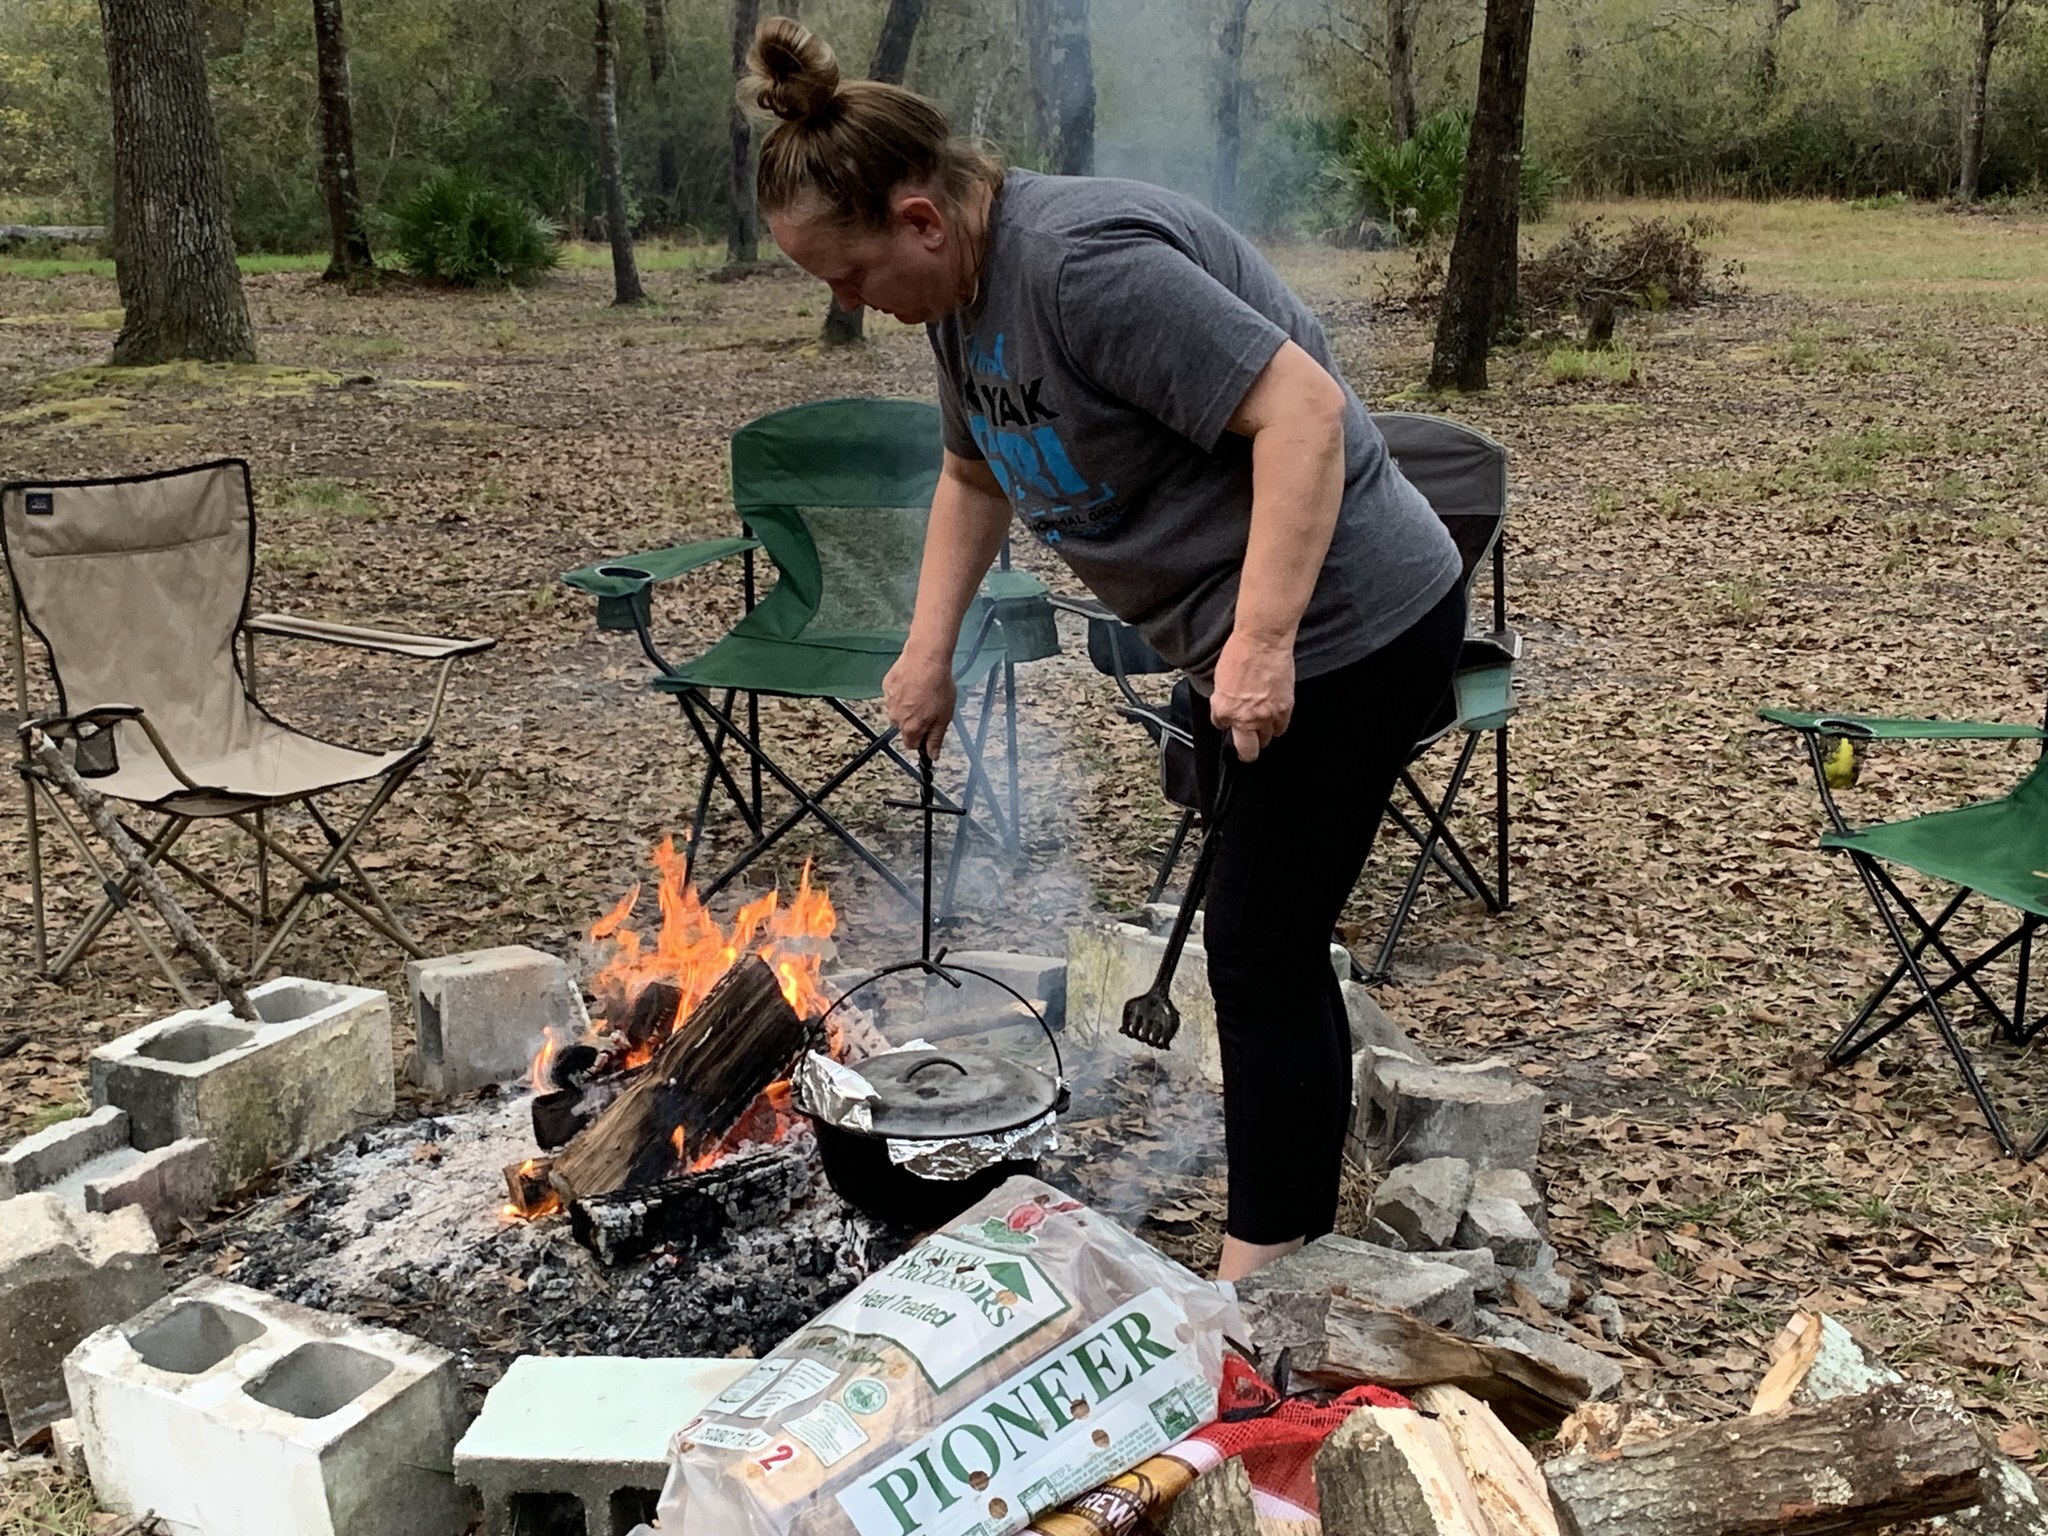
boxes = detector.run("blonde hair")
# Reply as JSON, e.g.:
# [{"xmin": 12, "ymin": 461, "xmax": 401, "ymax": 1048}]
[{"xmin": 744, "ymin": 17, "xmax": 1002, "ymax": 230}]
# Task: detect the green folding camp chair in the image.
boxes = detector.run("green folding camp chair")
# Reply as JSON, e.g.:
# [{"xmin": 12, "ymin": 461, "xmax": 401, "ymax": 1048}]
[
  {"xmin": 563, "ymin": 398, "xmax": 1056, "ymax": 907},
  {"xmin": 1762, "ymin": 701, "xmax": 2048, "ymax": 1157}
]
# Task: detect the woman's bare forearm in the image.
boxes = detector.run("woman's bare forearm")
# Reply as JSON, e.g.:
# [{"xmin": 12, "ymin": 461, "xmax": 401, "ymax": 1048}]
[
  {"xmin": 904, "ymin": 451, "xmax": 1012, "ymax": 663},
  {"xmin": 1229, "ymin": 342, "xmax": 1347, "ymax": 648}
]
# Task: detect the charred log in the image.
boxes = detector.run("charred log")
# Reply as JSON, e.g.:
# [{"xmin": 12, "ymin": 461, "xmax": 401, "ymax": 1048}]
[{"xmin": 568, "ymin": 1141, "xmax": 814, "ymax": 1265}]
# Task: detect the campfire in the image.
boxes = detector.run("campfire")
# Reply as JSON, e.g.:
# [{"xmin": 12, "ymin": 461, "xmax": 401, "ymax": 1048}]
[{"xmin": 500, "ymin": 841, "xmax": 843, "ymax": 1260}]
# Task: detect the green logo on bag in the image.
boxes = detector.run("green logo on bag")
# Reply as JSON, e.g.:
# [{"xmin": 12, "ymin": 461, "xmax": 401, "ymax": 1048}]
[
  {"xmin": 842, "ymin": 1378, "xmax": 890, "ymax": 1416},
  {"xmin": 1148, "ymin": 1385, "xmax": 1199, "ymax": 1439}
]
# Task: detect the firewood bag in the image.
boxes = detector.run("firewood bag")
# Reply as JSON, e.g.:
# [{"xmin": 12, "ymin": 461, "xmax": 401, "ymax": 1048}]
[{"xmin": 652, "ymin": 1176, "xmax": 1243, "ymax": 1536}]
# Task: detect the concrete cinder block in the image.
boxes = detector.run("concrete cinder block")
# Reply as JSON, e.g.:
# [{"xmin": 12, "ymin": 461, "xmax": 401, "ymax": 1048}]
[
  {"xmin": 0, "ymin": 1107, "xmax": 130, "ymax": 1200},
  {"xmin": 65, "ymin": 1278, "xmax": 472, "ymax": 1536},
  {"xmin": 1369, "ymin": 1157, "xmax": 1475, "ymax": 1251},
  {"xmin": 455, "ymin": 1356, "xmax": 750, "ymax": 1536},
  {"xmin": 405, "ymin": 946, "xmax": 589, "ymax": 1095},
  {"xmin": 925, "ymin": 951, "xmax": 1066, "ymax": 1032},
  {"xmin": 1068, "ymin": 921, "xmax": 1354, "ymax": 1088},
  {"xmin": 1235, "ymin": 1233, "xmax": 1476, "ymax": 1335},
  {"xmin": 0, "ymin": 1195, "xmax": 162, "ymax": 1447},
  {"xmin": 1365, "ymin": 1056, "xmax": 1544, "ymax": 1172},
  {"xmin": 84, "ymin": 1138, "xmax": 215, "ymax": 1243},
  {"xmin": 90, "ymin": 978, "xmax": 394, "ymax": 1193},
  {"xmin": 1341, "ymin": 982, "xmax": 1431, "ymax": 1065}
]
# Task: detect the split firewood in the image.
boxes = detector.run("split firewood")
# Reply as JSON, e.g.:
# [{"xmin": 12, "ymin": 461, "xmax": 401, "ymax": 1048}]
[
  {"xmin": 1161, "ymin": 1456, "xmax": 1260, "ymax": 1536},
  {"xmin": 1413, "ymin": 1384, "xmax": 1562, "ymax": 1536},
  {"xmin": 1544, "ymin": 1381, "xmax": 1985, "ymax": 1536},
  {"xmin": 547, "ymin": 956, "xmax": 807, "ymax": 1203},
  {"xmin": 1271, "ymin": 1293, "xmax": 1584, "ymax": 1436},
  {"xmin": 1752, "ymin": 1310, "xmax": 2048, "ymax": 1536},
  {"xmin": 1550, "ymin": 1400, "xmax": 1676, "ymax": 1458},
  {"xmin": 1316, "ymin": 1406, "xmax": 1492, "ymax": 1536}
]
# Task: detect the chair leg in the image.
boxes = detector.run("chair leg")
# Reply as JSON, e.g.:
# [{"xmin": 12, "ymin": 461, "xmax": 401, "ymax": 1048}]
[
  {"xmin": 22, "ymin": 757, "xmax": 47, "ymax": 973},
  {"xmin": 1398, "ymin": 762, "xmax": 1498, "ymax": 912},
  {"xmin": 2007, "ymin": 917, "xmax": 2039, "ymax": 1044},
  {"xmin": 1845, "ymin": 853, "xmax": 2017, "ymax": 1155},
  {"xmin": 1369, "ymin": 732, "xmax": 1483, "ymax": 981},
  {"xmin": 1828, "ymin": 887, "xmax": 1971, "ymax": 1064},
  {"xmin": 1869, "ymin": 864, "xmax": 2017, "ymax": 1032},
  {"xmin": 1004, "ymin": 658, "xmax": 1022, "ymax": 857},
  {"xmin": 1146, "ymin": 808, "xmax": 1196, "ymax": 906},
  {"xmin": 244, "ymin": 767, "xmax": 418, "ymax": 974},
  {"xmin": 679, "ymin": 690, "xmax": 764, "ymax": 838},
  {"xmin": 1495, "ymin": 725, "xmax": 1510, "ymax": 908},
  {"xmin": 1832, "ymin": 921, "xmax": 2028, "ymax": 1065},
  {"xmin": 254, "ymin": 806, "xmax": 270, "ymax": 970},
  {"xmin": 1387, "ymin": 795, "xmax": 1485, "ymax": 903},
  {"xmin": 50, "ymin": 810, "xmax": 192, "ymax": 980},
  {"xmin": 32, "ymin": 790, "xmax": 200, "ymax": 1006}
]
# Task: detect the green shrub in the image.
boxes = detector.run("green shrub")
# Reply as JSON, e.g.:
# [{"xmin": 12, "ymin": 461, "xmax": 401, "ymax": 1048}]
[
  {"xmin": 387, "ymin": 170, "xmax": 562, "ymax": 288},
  {"xmin": 1327, "ymin": 108, "xmax": 1570, "ymax": 246}
]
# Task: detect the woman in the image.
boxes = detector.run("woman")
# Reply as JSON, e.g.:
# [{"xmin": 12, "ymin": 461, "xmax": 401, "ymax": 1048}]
[{"xmin": 746, "ymin": 19, "xmax": 1464, "ymax": 1281}]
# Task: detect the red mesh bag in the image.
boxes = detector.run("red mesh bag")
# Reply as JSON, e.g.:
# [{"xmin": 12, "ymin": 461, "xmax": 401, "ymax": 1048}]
[{"xmin": 1182, "ymin": 1355, "xmax": 1411, "ymax": 1522}]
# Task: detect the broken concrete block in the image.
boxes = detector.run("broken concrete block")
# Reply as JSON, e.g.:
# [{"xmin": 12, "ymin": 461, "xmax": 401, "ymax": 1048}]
[
  {"xmin": 0, "ymin": 1195, "xmax": 162, "ymax": 1447},
  {"xmin": 48, "ymin": 1414, "xmax": 88, "ymax": 1480},
  {"xmin": 0, "ymin": 1106, "xmax": 132, "ymax": 1201},
  {"xmin": 66, "ymin": 1277, "xmax": 472, "ymax": 1536},
  {"xmin": 90, "ymin": 977, "xmax": 394, "ymax": 1193},
  {"xmin": 1474, "ymin": 1310, "xmax": 1623, "ymax": 1401},
  {"xmin": 1342, "ymin": 982, "xmax": 1431, "ymax": 1064},
  {"xmin": 924, "ymin": 951, "xmax": 1067, "ymax": 1032},
  {"xmin": 456, "ymin": 1356, "xmax": 750, "ymax": 1536},
  {"xmin": 1236, "ymin": 1233, "xmax": 1476, "ymax": 1337},
  {"xmin": 405, "ymin": 945, "xmax": 589, "ymax": 1095},
  {"xmin": 1367, "ymin": 1056, "xmax": 1543, "ymax": 1171},
  {"xmin": 83, "ymin": 1138, "xmax": 215, "ymax": 1244},
  {"xmin": 1472, "ymin": 1165, "xmax": 1546, "ymax": 1234},
  {"xmin": 1411, "ymin": 1247, "xmax": 1504, "ymax": 1300},
  {"xmin": 1371, "ymin": 1157, "xmax": 1474, "ymax": 1251},
  {"xmin": 1507, "ymin": 1242, "xmax": 1572, "ymax": 1314},
  {"xmin": 1455, "ymin": 1194, "xmax": 1543, "ymax": 1267},
  {"xmin": 1065, "ymin": 920, "xmax": 1224, "ymax": 1084}
]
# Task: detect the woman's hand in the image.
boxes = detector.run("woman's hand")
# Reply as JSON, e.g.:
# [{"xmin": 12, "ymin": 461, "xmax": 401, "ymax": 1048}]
[
  {"xmin": 884, "ymin": 646, "xmax": 958, "ymax": 756},
  {"xmin": 1210, "ymin": 629, "xmax": 1295, "ymax": 760}
]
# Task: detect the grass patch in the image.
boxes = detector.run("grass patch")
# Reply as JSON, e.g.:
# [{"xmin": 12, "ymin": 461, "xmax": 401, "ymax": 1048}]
[
  {"xmin": 1715, "ymin": 576, "xmax": 1767, "ymax": 626},
  {"xmin": 32, "ymin": 361, "xmax": 341, "ymax": 404},
  {"xmin": 557, "ymin": 239, "xmax": 726, "ymax": 273},
  {"xmin": 0, "ymin": 1463, "xmax": 98, "ymax": 1536},
  {"xmin": 260, "ymin": 542, "xmax": 338, "ymax": 574},
  {"xmin": 278, "ymin": 477, "xmax": 382, "ymax": 521},
  {"xmin": 329, "ymin": 333, "xmax": 410, "ymax": 359},
  {"xmin": 0, "ymin": 251, "xmax": 327, "ymax": 281},
  {"xmin": 1545, "ymin": 343, "xmax": 1639, "ymax": 383},
  {"xmin": 0, "ymin": 394, "xmax": 133, "ymax": 428},
  {"xmin": 25, "ymin": 1100, "xmax": 85, "ymax": 1133},
  {"xmin": 0, "ymin": 308, "xmax": 123, "ymax": 331}
]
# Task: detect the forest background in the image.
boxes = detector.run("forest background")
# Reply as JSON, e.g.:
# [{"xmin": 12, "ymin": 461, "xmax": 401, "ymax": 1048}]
[{"xmin": 3, "ymin": 0, "xmax": 2046, "ymax": 252}]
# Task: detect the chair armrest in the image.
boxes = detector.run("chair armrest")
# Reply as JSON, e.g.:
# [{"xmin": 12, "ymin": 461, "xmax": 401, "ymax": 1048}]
[
  {"xmin": 561, "ymin": 538, "xmax": 761, "ymax": 598},
  {"xmin": 1048, "ymin": 592, "xmax": 1114, "ymax": 621},
  {"xmin": 1760, "ymin": 708, "xmax": 2044, "ymax": 742},
  {"xmin": 245, "ymin": 614, "xmax": 496, "ymax": 661},
  {"xmin": 19, "ymin": 704, "xmax": 144, "ymax": 743}
]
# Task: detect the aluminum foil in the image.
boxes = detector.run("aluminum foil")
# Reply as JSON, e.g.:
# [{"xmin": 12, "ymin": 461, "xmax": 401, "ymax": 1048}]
[
  {"xmin": 794, "ymin": 1050, "xmax": 879, "ymax": 1134},
  {"xmin": 885, "ymin": 1107, "xmax": 1060, "ymax": 1181}
]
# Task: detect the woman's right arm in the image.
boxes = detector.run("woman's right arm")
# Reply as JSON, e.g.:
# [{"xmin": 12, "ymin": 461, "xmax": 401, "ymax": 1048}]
[{"xmin": 883, "ymin": 450, "xmax": 1013, "ymax": 754}]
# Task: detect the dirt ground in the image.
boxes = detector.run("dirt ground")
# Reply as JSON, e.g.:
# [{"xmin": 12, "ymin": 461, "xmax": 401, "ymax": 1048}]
[{"xmin": 4, "ymin": 198, "xmax": 2048, "ymax": 1461}]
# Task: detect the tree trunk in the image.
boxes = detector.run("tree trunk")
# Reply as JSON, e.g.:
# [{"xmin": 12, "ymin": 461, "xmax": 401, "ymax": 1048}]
[
  {"xmin": 1029, "ymin": 0, "xmax": 1095, "ymax": 176},
  {"xmin": 1756, "ymin": 0, "xmax": 1799, "ymax": 94},
  {"xmin": 645, "ymin": 0, "xmax": 678, "ymax": 226},
  {"xmin": 1426, "ymin": 0, "xmax": 1535, "ymax": 392},
  {"xmin": 97, "ymin": 0, "xmax": 255, "ymax": 364},
  {"xmin": 819, "ymin": 0, "xmax": 929, "ymax": 346},
  {"xmin": 311, "ymin": 0, "xmax": 372, "ymax": 281},
  {"xmin": 1957, "ymin": 0, "xmax": 2003, "ymax": 203},
  {"xmin": 594, "ymin": 0, "xmax": 645, "ymax": 303},
  {"xmin": 727, "ymin": 0, "xmax": 761, "ymax": 265},
  {"xmin": 870, "ymin": 0, "xmax": 926, "ymax": 83},
  {"xmin": 1386, "ymin": 0, "xmax": 1417, "ymax": 140},
  {"xmin": 1213, "ymin": 0, "xmax": 1253, "ymax": 220}
]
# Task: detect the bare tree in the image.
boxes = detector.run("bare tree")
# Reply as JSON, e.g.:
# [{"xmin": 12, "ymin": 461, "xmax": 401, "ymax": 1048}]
[
  {"xmin": 594, "ymin": 0, "xmax": 645, "ymax": 302},
  {"xmin": 97, "ymin": 0, "xmax": 255, "ymax": 364},
  {"xmin": 1426, "ymin": 0, "xmax": 1535, "ymax": 391},
  {"xmin": 1214, "ymin": 0, "xmax": 1255, "ymax": 219},
  {"xmin": 822, "ymin": 0, "xmax": 930, "ymax": 346},
  {"xmin": 728, "ymin": 0, "xmax": 761, "ymax": 265},
  {"xmin": 645, "ymin": 0, "xmax": 678, "ymax": 224},
  {"xmin": 311, "ymin": 0, "xmax": 373, "ymax": 280},
  {"xmin": 1958, "ymin": 0, "xmax": 2022, "ymax": 202},
  {"xmin": 1028, "ymin": 0, "xmax": 1095, "ymax": 175}
]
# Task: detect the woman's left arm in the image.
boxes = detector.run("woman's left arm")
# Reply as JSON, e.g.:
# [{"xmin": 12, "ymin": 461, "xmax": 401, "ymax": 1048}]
[{"xmin": 1211, "ymin": 340, "xmax": 1349, "ymax": 761}]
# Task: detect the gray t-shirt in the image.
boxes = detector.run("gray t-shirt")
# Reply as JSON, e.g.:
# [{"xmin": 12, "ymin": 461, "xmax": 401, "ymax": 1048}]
[{"xmin": 928, "ymin": 170, "xmax": 1461, "ymax": 686}]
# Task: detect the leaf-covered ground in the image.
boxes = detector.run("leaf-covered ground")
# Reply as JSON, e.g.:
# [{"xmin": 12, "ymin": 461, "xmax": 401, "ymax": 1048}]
[{"xmin": 3, "ymin": 200, "xmax": 2046, "ymax": 1456}]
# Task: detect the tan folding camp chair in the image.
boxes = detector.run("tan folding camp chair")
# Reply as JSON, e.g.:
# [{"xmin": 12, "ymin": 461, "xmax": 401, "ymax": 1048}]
[{"xmin": 4, "ymin": 459, "xmax": 494, "ymax": 1001}]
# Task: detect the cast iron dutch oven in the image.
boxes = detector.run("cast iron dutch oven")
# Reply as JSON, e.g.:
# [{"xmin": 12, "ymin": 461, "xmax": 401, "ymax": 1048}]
[{"xmin": 806, "ymin": 1043, "xmax": 1064, "ymax": 1228}]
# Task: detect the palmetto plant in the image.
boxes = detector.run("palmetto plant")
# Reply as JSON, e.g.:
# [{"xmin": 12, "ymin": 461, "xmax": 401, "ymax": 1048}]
[{"xmin": 388, "ymin": 169, "xmax": 563, "ymax": 287}]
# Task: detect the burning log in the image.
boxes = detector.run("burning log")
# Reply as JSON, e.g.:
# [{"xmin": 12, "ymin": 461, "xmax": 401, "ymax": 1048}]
[
  {"xmin": 547, "ymin": 956, "xmax": 808, "ymax": 1204},
  {"xmin": 568, "ymin": 1142, "xmax": 814, "ymax": 1266},
  {"xmin": 531, "ymin": 1077, "xmax": 628, "ymax": 1150},
  {"xmin": 502, "ymin": 1158, "xmax": 559, "ymax": 1219}
]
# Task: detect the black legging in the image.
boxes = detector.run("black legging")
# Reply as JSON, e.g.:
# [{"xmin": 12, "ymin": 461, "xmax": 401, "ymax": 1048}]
[{"xmin": 1192, "ymin": 582, "xmax": 1466, "ymax": 1244}]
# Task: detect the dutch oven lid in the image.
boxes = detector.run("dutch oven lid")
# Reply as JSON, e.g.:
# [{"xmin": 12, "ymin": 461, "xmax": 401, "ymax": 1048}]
[{"xmin": 859, "ymin": 1048, "xmax": 1060, "ymax": 1139}]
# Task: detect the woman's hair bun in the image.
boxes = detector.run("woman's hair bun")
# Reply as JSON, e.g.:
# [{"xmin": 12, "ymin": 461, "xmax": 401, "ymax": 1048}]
[{"xmin": 745, "ymin": 17, "xmax": 842, "ymax": 125}]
